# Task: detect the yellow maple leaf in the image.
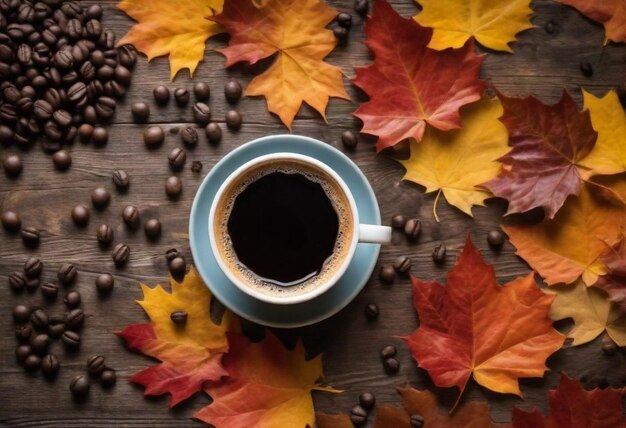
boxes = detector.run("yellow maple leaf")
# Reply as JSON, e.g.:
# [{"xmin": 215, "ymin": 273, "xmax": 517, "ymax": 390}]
[
  {"xmin": 212, "ymin": 0, "xmax": 350, "ymax": 129},
  {"xmin": 579, "ymin": 90, "xmax": 626, "ymax": 177},
  {"xmin": 117, "ymin": 0, "xmax": 224, "ymax": 79},
  {"xmin": 549, "ymin": 280, "xmax": 626, "ymax": 347},
  {"xmin": 414, "ymin": 0, "xmax": 533, "ymax": 52},
  {"xmin": 399, "ymin": 97, "xmax": 509, "ymax": 221}
]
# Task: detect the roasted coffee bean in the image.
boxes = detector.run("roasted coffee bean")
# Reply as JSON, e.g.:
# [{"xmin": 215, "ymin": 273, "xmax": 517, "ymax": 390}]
[
  {"xmin": 31, "ymin": 308, "xmax": 49, "ymax": 330},
  {"xmin": 62, "ymin": 330, "xmax": 81, "ymax": 349},
  {"xmin": 17, "ymin": 97, "xmax": 34, "ymax": 115},
  {"xmin": 144, "ymin": 126, "xmax": 164, "ymax": 148},
  {"xmin": 487, "ymin": 229, "xmax": 505, "ymax": 249},
  {"xmin": 15, "ymin": 325, "xmax": 32, "ymax": 342},
  {"xmin": 13, "ymin": 304, "xmax": 31, "ymax": 323},
  {"xmin": 86, "ymin": 4, "xmax": 103, "ymax": 19},
  {"xmin": 168, "ymin": 147, "xmax": 186, "ymax": 170},
  {"xmin": 21, "ymin": 226, "xmax": 40, "ymax": 246},
  {"xmin": 2, "ymin": 210, "xmax": 21, "ymax": 232},
  {"xmin": 66, "ymin": 309, "xmax": 84, "ymax": 330},
  {"xmin": 225, "ymin": 110, "xmax": 242, "ymax": 129},
  {"xmin": 112, "ymin": 243, "xmax": 130, "ymax": 266},
  {"xmin": 3, "ymin": 153, "xmax": 22, "ymax": 176},
  {"xmin": 191, "ymin": 161, "xmax": 203, "ymax": 173},
  {"xmin": 25, "ymin": 276, "xmax": 40, "ymax": 292},
  {"xmin": 359, "ymin": 392, "xmax": 375, "ymax": 410},
  {"xmin": 95, "ymin": 273, "xmax": 114, "ymax": 295},
  {"xmin": 31, "ymin": 334, "xmax": 50, "ymax": 355},
  {"xmin": 97, "ymin": 64, "xmax": 114, "ymax": 80},
  {"xmin": 100, "ymin": 369, "xmax": 117, "ymax": 387},
  {"xmin": 94, "ymin": 96, "xmax": 116, "ymax": 120},
  {"xmin": 602, "ymin": 335, "xmax": 617, "ymax": 355},
  {"xmin": 41, "ymin": 282, "xmax": 59, "ymax": 299},
  {"xmin": 9, "ymin": 271, "xmax": 26, "ymax": 292},
  {"xmin": 166, "ymin": 248, "xmax": 181, "ymax": 262},
  {"xmin": 121, "ymin": 205, "xmax": 140, "ymax": 228},
  {"xmin": 97, "ymin": 224, "xmax": 114, "ymax": 247},
  {"xmin": 66, "ymin": 19, "xmax": 83, "ymax": 40},
  {"xmin": 63, "ymin": 290, "xmax": 81, "ymax": 308},
  {"xmin": 86, "ymin": 355, "xmax": 105, "ymax": 375},
  {"xmin": 78, "ymin": 123, "xmax": 94, "ymax": 143},
  {"xmin": 71, "ymin": 44, "xmax": 87, "ymax": 65},
  {"xmin": 169, "ymin": 256, "xmax": 186, "ymax": 276},
  {"xmin": 409, "ymin": 414, "xmax": 425, "ymax": 428},
  {"xmin": 364, "ymin": 302, "xmax": 379, "ymax": 320},
  {"xmin": 383, "ymin": 357, "xmax": 400, "ymax": 374},
  {"xmin": 341, "ymin": 130, "xmax": 357, "ymax": 149},
  {"xmin": 44, "ymin": 120, "xmax": 63, "ymax": 141},
  {"xmin": 380, "ymin": 345, "xmax": 396, "ymax": 359},
  {"xmin": 430, "ymin": 242, "xmax": 447, "ymax": 264},
  {"xmin": 70, "ymin": 375, "xmax": 90, "ymax": 398},
  {"xmin": 181, "ymin": 126, "xmax": 198, "ymax": 147},
  {"xmin": 90, "ymin": 49, "xmax": 104, "ymax": 66},
  {"xmin": 580, "ymin": 61, "xmax": 593, "ymax": 78},
  {"xmin": 92, "ymin": 127, "xmax": 108, "ymax": 145},
  {"xmin": 224, "ymin": 80, "xmax": 242, "ymax": 103},
  {"xmin": 15, "ymin": 344, "xmax": 32, "ymax": 364},
  {"xmin": 0, "ymin": 103, "xmax": 18, "ymax": 123},
  {"xmin": 391, "ymin": 214, "xmax": 406, "ymax": 229},
  {"xmin": 337, "ymin": 12, "xmax": 352, "ymax": 29},
  {"xmin": 165, "ymin": 176, "xmax": 182, "ymax": 198},
  {"xmin": 52, "ymin": 110, "xmax": 72, "ymax": 128},
  {"xmin": 67, "ymin": 81, "xmax": 87, "ymax": 105},
  {"xmin": 393, "ymin": 255, "xmax": 411, "ymax": 274},
  {"xmin": 3, "ymin": 86, "xmax": 21, "ymax": 104},
  {"xmin": 170, "ymin": 310, "xmax": 188, "ymax": 325},
  {"xmin": 205, "ymin": 122, "xmax": 222, "ymax": 145},
  {"xmin": 51, "ymin": 149, "xmax": 72, "ymax": 170},
  {"xmin": 71, "ymin": 205, "xmax": 89, "ymax": 226},
  {"xmin": 131, "ymin": 102, "xmax": 149, "ymax": 122},
  {"xmin": 91, "ymin": 187, "xmax": 110, "ymax": 209},
  {"xmin": 192, "ymin": 102, "xmax": 211, "ymax": 125},
  {"xmin": 354, "ymin": 0, "xmax": 369, "ymax": 15},
  {"xmin": 58, "ymin": 263, "xmax": 77, "ymax": 285},
  {"xmin": 110, "ymin": 170, "xmax": 130, "ymax": 191},
  {"xmin": 174, "ymin": 87, "xmax": 189, "ymax": 106},
  {"xmin": 53, "ymin": 48, "xmax": 73, "ymax": 69},
  {"xmin": 87, "ymin": 80, "xmax": 103, "ymax": 101},
  {"xmin": 153, "ymin": 85, "xmax": 170, "ymax": 104},
  {"xmin": 0, "ymin": 126, "xmax": 15, "ymax": 145},
  {"xmin": 404, "ymin": 218, "xmax": 421, "ymax": 240},
  {"xmin": 85, "ymin": 19, "xmax": 102, "ymax": 39},
  {"xmin": 194, "ymin": 82, "xmax": 210, "ymax": 101},
  {"xmin": 41, "ymin": 354, "xmax": 60, "ymax": 377},
  {"xmin": 332, "ymin": 25, "xmax": 348, "ymax": 39},
  {"xmin": 350, "ymin": 405, "xmax": 367, "ymax": 425},
  {"xmin": 144, "ymin": 218, "xmax": 162, "ymax": 240},
  {"xmin": 379, "ymin": 264, "xmax": 395, "ymax": 284},
  {"xmin": 118, "ymin": 45, "xmax": 137, "ymax": 68},
  {"xmin": 114, "ymin": 65, "xmax": 131, "ymax": 86},
  {"xmin": 79, "ymin": 60, "xmax": 96, "ymax": 80},
  {"xmin": 24, "ymin": 257, "xmax": 43, "ymax": 278},
  {"xmin": 24, "ymin": 354, "xmax": 42, "ymax": 372}
]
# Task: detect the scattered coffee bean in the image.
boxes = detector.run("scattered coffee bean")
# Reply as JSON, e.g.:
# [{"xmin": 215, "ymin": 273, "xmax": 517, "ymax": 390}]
[
  {"xmin": 15, "ymin": 344, "xmax": 32, "ymax": 364},
  {"xmin": 168, "ymin": 147, "xmax": 186, "ymax": 170},
  {"xmin": 337, "ymin": 12, "xmax": 352, "ymax": 29},
  {"xmin": 354, "ymin": 0, "xmax": 369, "ymax": 15},
  {"xmin": 169, "ymin": 256, "xmax": 186, "ymax": 276},
  {"xmin": 153, "ymin": 85, "xmax": 170, "ymax": 104},
  {"xmin": 144, "ymin": 125, "xmax": 164, "ymax": 148},
  {"xmin": 70, "ymin": 375, "xmax": 90, "ymax": 398},
  {"xmin": 332, "ymin": 25, "xmax": 348, "ymax": 39},
  {"xmin": 205, "ymin": 122, "xmax": 222, "ymax": 144},
  {"xmin": 25, "ymin": 276, "xmax": 40, "ymax": 292},
  {"xmin": 71, "ymin": 204, "xmax": 90, "ymax": 226},
  {"xmin": 95, "ymin": 273, "xmax": 114, "ymax": 295},
  {"xmin": 131, "ymin": 101, "xmax": 150, "ymax": 122},
  {"xmin": 24, "ymin": 257, "xmax": 43, "ymax": 278},
  {"xmin": 341, "ymin": 130, "xmax": 357, "ymax": 149},
  {"xmin": 409, "ymin": 414, "xmax": 425, "ymax": 428},
  {"xmin": 487, "ymin": 229, "xmax": 505, "ymax": 249},
  {"xmin": 31, "ymin": 308, "xmax": 49, "ymax": 330},
  {"xmin": 580, "ymin": 61, "xmax": 593, "ymax": 78},
  {"xmin": 404, "ymin": 218, "xmax": 421, "ymax": 240},
  {"xmin": 9, "ymin": 271, "xmax": 26, "ymax": 293},
  {"xmin": 52, "ymin": 149, "xmax": 71, "ymax": 170},
  {"xmin": 97, "ymin": 224, "xmax": 114, "ymax": 247},
  {"xmin": 66, "ymin": 309, "xmax": 85, "ymax": 330},
  {"xmin": 393, "ymin": 255, "xmax": 411, "ymax": 274},
  {"xmin": 165, "ymin": 176, "xmax": 182, "ymax": 198},
  {"xmin": 62, "ymin": 330, "xmax": 81, "ymax": 349},
  {"xmin": 92, "ymin": 127, "xmax": 108, "ymax": 145},
  {"xmin": 383, "ymin": 357, "xmax": 399, "ymax": 374},
  {"xmin": 3, "ymin": 153, "xmax": 23, "ymax": 177},
  {"xmin": 350, "ymin": 405, "xmax": 367, "ymax": 426},
  {"xmin": 2, "ymin": 210, "xmax": 21, "ymax": 232},
  {"xmin": 100, "ymin": 368, "xmax": 117, "ymax": 387},
  {"xmin": 225, "ymin": 110, "xmax": 242, "ymax": 129},
  {"xmin": 57, "ymin": 263, "xmax": 77, "ymax": 285},
  {"xmin": 170, "ymin": 310, "xmax": 188, "ymax": 325},
  {"xmin": 41, "ymin": 282, "xmax": 59, "ymax": 300},
  {"xmin": 545, "ymin": 20, "xmax": 558, "ymax": 35},
  {"xmin": 41, "ymin": 354, "xmax": 60, "ymax": 377},
  {"xmin": 122, "ymin": 205, "xmax": 140, "ymax": 228},
  {"xmin": 91, "ymin": 187, "xmax": 110, "ymax": 209},
  {"xmin": 181, "ymin": 126, "xmax": 198, "ymax": 147},
  {"xmin": 380, "ymin": 345, "xmax": 396, "ymax": 359},
  {"xmin": 15, "ymin": 325, "xmax": 32, "ymax": 342},
  {"xmin": 112, "ymin": 170, "xmax": 130, "ymax": 191},
  {"xmin": 194, "ymin": 82, "xmax": 211, "ymax": 101},
  {"xmin": 24, "ymin": 354, "xmax": 42, "ymax": 372},
  {"xmin": 13, "ymin": 304, "xmax": 32, "ymax": 323},
  {"xmin": 112, "ymin": 243, "xmax": 130, "ymax": 266},
  {"xmin": 602, "ymin": 335, "xmax": 617, "ymax": 355},
  {"xmin": 48, "ymin": 320, "xmax": 67, "ymax": 338},
  {"xmin": 86, "ymin": 354, "xmax": 105, "ymax": 375},
  {"xmin": 359, "ymin": 392, "xmax": 376, "ymax": 410},
  {"xmin": 364, "ymin": 303, "xmax": 379, "ymax": 320},
  {"xmin": 379, "ymin": 264, "xmax": 395, "ymax": 284},
  {"xmin": 166, "ymin": 248, "xmax": 181, "ymax": 262},
  {"xmin": 63, "ymin": 290, "xmax": 81, "ymax": 308},
  {"xmin": 192, "ymin": 102, "xmax": 211, "ymax": 125},
  {"xmin": 21, "ymin": 226, "xmax": 40, "ymax": 246},
  {"xmin": 144, "ymin": 218, "xmax": 162, "ymax": 240},
  {"xmin": 191, "ymin": 161, "xmax": 203, "ymax": 173},
  {"xmin": 174, "ymin": 87, "xmax": 190, "ymax": 106},
  {"xmin": 78, "ymin": 124, "xmax": 94, "ymax": 143},
  {"xmin": 31, "ymin": 334, "xmax": 50, "ymax": 355},
  {"xmin": 432, "ymin": 242, "xmax": 446, "ymax": 264},
  {"xmin": 224, "ymin": 80, "xmax": 242, "ymax": 104}
]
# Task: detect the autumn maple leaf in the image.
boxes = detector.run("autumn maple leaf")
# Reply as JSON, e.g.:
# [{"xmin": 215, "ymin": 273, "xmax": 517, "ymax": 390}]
[
  {"xmin": 316, "ymin": 412, "xmax": 353, "ymax": 428},
  {"xmin": 404, "ymin": 236, "xmax": 564, "ymax": 402},
  {"xmin": 117, "ymin": 0, "xmax": 224, "ymax": 79},
  {"xmin": 558, "ymin": 0, "xmax": 626, "ymax": 44},
  {"xmin": 117, "ymin": 267, "xmax": 235, "ymax": 406},
  {"xmin": 512, "ymin": 374, "xmax": 626, "ymax": 428},
  {"xmin": 353, "ymin": 0, "xmax": 485, "ymax": 152},
  {"xmin": 594, "ymin": 237, "xmax": 626, "ymax": 314},
  {"xmin": 211, "ymin": 0, "xmax": 349, "ymax": 129},
  {"xmin": 195, "ymin": 332, "xmax": 338, "ymax": 427}
]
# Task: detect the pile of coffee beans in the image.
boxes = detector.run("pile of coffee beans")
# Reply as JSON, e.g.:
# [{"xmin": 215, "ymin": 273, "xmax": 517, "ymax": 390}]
[
  {"xmin": 350, "ymin": 392, "xmax": 376, "ymax": 425},
  {"xmin": 0, "ymin": 0, "xmax": 136, "ymax": 158},
  {"xmin": 70, "ymin": 354, "xmax": 116, "ymax": 400},
  {"xmin": 331, "ymin": 12, "xmax": 353, "ymax": 39}
]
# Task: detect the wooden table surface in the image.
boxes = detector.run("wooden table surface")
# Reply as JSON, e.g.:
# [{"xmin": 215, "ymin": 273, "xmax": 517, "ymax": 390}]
[{"xmin": 2, "ymin": 0, "xmax": 625, "ymax": 426}]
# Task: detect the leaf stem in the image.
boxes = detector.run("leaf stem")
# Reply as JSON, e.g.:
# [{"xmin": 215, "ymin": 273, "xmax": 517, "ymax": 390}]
[{"xmin": 433, "ymin": 189, "xmax": 442, "ymax": 223}]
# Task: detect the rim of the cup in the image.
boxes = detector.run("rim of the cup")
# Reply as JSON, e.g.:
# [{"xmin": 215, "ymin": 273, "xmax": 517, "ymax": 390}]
[{"xmin": 208, "ymin": 152, "xmax": 360, "ymax": 305}]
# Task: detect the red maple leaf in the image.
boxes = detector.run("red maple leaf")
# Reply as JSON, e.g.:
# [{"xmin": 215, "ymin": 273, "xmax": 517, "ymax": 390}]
[{"xmin": 594, "ymin": 237, "xmax": 626, "ymax": 315}]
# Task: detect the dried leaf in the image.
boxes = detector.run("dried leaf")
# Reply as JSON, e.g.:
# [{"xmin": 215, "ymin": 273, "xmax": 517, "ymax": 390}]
[
  {"xmin": 117, "ymin": 0, "xmax": 223, "ymax": 79},
  {"xmin": 414, "ymin": 0, "xmax": 533, "ymax": 52},
  {"xmin": 594, "ymin": 237, "xmax": 626, "ymax": 315},
  {"xmin": 558, "ymin": 0, "xmax": 626, "ymax": 44},
  {"xmin": 512, "ymin": 374, "xmax": 626, "ymax": 428},
  {"xmin": 399, "ymin": 97, "xmax": 509, "ymax": 219},
  {"xmin": 404, "ymin": 236, "xmax": 564, "ymax": 400},
  {"xmin": 549, "ymin": 280, "xmax": 626, "ymax": 347},
  {"xmin": 212, "ymin": 0, "xmax": 349, "ymax": 129},
  {"xmin": 316, "ymin": 412, "xmax": 353, "ymax": 428},
  {"xmin": 353, "ymin": 0, "xmax": 485, "ymax": 152},
  {"xmin": 484, "ymin": 91, "xmax": 598, "ymax": 219}
]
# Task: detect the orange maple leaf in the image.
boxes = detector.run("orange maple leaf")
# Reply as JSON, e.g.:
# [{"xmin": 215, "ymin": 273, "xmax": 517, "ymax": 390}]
[
  {"xmin": 558, "ymin": 0, "xmax": 626, "ymax": 44},
  {"xmin": 212, "ymin": 0, "xmax": 349, "ymax": 129},
  {"xmin": 316, "ymin": 412, "xmax": 353, "ymax": 428},
  {"xmin": 404, "ymin": 236, "xmax": 564, "ymax": 403}
]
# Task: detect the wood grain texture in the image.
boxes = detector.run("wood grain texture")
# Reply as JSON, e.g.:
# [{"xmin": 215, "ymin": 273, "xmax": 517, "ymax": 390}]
[{"xmin": 1, "ymin": 0, "xmax": 625, "ymax": 426}]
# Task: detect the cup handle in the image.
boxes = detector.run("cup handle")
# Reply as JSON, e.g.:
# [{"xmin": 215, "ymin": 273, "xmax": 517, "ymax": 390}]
[{"xmin": 358, "ymin": 224, "xmax": 392, "ymax": 244}]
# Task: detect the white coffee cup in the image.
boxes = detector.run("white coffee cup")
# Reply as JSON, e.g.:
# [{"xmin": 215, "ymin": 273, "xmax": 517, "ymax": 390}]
[{"xmin": 208, "ymin": 152, "xmax": 391, "ymax": 305}]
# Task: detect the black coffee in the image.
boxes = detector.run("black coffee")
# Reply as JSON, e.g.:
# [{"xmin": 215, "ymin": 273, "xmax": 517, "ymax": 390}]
[{"xmin": 227, "ymin": 172, "xmax": 339, "ymax": 286}]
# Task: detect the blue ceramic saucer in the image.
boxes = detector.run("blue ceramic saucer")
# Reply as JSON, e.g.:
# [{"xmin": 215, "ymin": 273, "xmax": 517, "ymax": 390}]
[{"xmin": 189, "ymin": 135, "xmax": 381, "ymax": 328}]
